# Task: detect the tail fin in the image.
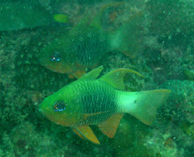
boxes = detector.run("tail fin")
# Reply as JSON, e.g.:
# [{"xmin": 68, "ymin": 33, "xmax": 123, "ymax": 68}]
[
  {"xmin": 127, "ymin": 89, "xmax": 171, "ymax": 125},
  {"xmin": 110, "ymin": 12, "xmax": 144, "ymax": 58}
]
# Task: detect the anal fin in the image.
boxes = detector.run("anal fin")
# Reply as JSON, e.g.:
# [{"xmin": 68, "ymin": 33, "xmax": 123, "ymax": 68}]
[
  {"xmin": 73, "ymin": 126, "xmax": 100, "ymax": 144},
  {"xmin": 98, "ymin": 113, "xmax": 124, "ymax": 138},
  {"xmin": 72, "ymin": 128, "xmax": 86, "ymax": 140}
]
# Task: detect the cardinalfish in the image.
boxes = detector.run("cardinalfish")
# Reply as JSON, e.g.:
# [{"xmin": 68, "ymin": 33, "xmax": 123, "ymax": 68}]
[
  {"xmin": 0, "ymin": 3, "xmax": 69, "ymax": 31},
  {"xmin": 38, "ymin": 2, "xmax": 143, "ymax": 78},
  {"xmin": 39, "ymin": 66, "xmax": 171, "ymax": 144}
]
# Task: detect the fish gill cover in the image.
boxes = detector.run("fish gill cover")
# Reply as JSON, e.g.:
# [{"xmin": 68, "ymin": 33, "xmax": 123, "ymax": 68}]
[{"xmin": 1, "ymin": 0, "xmax": 194, "ymax": 156}]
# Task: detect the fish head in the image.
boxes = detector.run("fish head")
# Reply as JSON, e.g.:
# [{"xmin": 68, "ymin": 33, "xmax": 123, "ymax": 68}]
[
  {"xmin": 38, "ymin": 34, "xmax": 77, "ymax": 74},
  {"xmin": 38, "ymin": 47, "xmax": 74, "ymax": 74},
  {"xmin": 39, "ymin": 88, "xmax": 82, "ymax": 127}
]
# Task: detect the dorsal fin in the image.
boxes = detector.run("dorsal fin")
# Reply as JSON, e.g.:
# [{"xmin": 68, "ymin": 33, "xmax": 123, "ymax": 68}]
[
  {"xmin": 97, "ymin": 113, "xmax": 124, "ymax": 138},
  {"xmin": 79, "ymin": 66, "xmax": 103, "ymax": 81},
  {"xmin": 91, "ymin": 2, "xmax": 125, "ymax": 29},
  {"xmin": 99, "ymin": 68, "xmax": 144, "ymax": 90},
  {"xmin": 73, "ymin": 2, "xmax": 124, "ymax": 30}
]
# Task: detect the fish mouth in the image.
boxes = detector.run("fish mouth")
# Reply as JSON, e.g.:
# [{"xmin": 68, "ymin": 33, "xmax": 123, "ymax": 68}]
[
  {"xmin": 38, "ymin": 105, "xmax": 50, "ymax": 113},
  {"xmin": 38, "ymin": 107, "xmax": 51, "ymax": 120}
]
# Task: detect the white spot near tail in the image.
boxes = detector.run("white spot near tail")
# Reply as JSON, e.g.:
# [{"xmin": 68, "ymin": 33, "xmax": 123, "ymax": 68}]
[{"xmin": 118, "ymin": 89, "xmax": 171, "ymax": 125}]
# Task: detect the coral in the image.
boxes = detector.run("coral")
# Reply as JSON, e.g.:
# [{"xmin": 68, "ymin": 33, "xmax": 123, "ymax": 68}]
[
  {"xmin": 144, "ymin": 131, "xmax": 184, "ymax": 157},
  {"xmin": 150, "ymin": 80, "xmax": 194, "ymax": 156},
  {"xmin": 146, "ymin": 0, "xmax": 194, "ymax": 48}
]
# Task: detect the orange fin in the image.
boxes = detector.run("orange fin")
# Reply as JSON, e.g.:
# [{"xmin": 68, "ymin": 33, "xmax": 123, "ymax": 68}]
[
  {"xmin": 98, "ymin": 113, "xmax": 124, "ymax": 138},
  {"xmin": 71, "ymin": 68, "xmax": 87, "ymax": 79},
  {"xmin": 74, "ymin": 126, "xmax": 100, "ymax": 144},
  {"xmin": 72, "ymin": 128, "xmax": 86, "ymax": 140},
  {"xmin": 68, "ymin": 74, "xmax": 75, "ymax": 79},
  {"xmin": 100, "ymin": 68, "xmax": 144, "ymax": 90}
]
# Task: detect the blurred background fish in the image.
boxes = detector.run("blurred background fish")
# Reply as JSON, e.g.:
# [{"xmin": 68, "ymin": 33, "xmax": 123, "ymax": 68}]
[
  {"xmin": 0, "ymin": 2, "xmax": 69, "ymax": 31},
  {"xmin": 37, "ymin": 2, "xmax": 144, "ymax": 78}
]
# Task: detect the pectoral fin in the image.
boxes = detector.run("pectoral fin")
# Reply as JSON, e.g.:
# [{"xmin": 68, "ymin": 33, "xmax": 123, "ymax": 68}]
[
  {"xmin": 73, "ymin": 126, "xmax": 100, "ymax": 144},
  {"xmin": 84, "ymin": 111, "xmax": 109, "ymax": 120},
  {"xmin": 98, "ymin": 113, "xmax": 124, "ymax": 138}
]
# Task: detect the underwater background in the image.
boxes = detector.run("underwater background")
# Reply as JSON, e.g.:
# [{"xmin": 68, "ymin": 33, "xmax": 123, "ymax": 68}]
[{"xmin": 1, "ymin": 0, "xmax": 194, "ymax": 156}]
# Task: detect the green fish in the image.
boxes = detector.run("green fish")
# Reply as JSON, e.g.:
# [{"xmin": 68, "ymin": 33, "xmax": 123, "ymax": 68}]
[
  {"xmin": 0, "ymin": 3, "xmax": 69, "ymax": 31},
  {"xmin": 39, "ymin": 66, "xmax": 171, "ymax": 144},
  {"xmin": 38, "ymin": 2, "xmax": 143, "ymax": 78}
]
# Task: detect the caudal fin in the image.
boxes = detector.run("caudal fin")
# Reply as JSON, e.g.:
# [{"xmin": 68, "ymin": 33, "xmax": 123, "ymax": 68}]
[
  {"xmin": 110, "ymin": 12, "xmax": 144, "ymax": 58},
  {"xmin": 128, "ymin": 89, "xmax": 171, "ymax": 125}
]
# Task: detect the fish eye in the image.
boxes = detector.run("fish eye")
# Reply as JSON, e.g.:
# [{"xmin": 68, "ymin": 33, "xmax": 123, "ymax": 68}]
[
  {"xmin": 50, "ymin": 51, "xmax": 61, "ymax": 62},
  {"xmin": 53, "ymin": 101, "xmax": 66, "ymax": 112}
]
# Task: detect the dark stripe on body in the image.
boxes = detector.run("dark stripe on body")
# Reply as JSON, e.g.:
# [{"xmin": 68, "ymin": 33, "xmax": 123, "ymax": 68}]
[
  {"xmin": 71, "ymin": 26, "xmax": 109, "ymax": 66},
  {"xmin": 77, "ymin": 81, "xmax": 117, "ymax": 125}
]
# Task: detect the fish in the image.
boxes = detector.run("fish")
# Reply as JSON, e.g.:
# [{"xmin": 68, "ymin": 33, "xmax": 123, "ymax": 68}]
[
  {"xmin": 0, "ymin": 3, "xmax": 69, "ymax": 31},
  {"xmin": 38, "ymin": 2, "xmax": 143, "ymax": 78},
  {"xmin": 38, "ymin": 24, "xmax": 109, "ymax": 78},
  {"xmin": 39, "ymin": 66, "xmax": 171, "ymax": 144}
]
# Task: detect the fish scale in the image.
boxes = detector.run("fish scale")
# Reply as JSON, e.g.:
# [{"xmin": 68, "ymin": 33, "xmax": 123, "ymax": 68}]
[
  {"xmin": 72, "ymin": 26, "xmax": 109, "ymax": 66},
  {"xmin": 72, "ymin": 80, "xmax": 117, "ymax": 125},
  {"xmin": 38, "ymin": 24, "xmax": 110, "ymax": 78},
  {"xmin": 79, "ymin": 81, "xmax": 117, "ymax": 114}
]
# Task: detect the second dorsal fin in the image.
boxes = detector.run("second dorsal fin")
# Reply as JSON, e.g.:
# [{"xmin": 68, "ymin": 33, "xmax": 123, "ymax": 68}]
[{"xmin": 100, "ymin": 68, "xmax": 144, "ymax": 90}]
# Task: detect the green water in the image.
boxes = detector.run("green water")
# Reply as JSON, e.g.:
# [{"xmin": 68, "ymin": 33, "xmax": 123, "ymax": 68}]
[{"xmin": 1, "ymin": 0, "xmax": 194, "ymax": 156}]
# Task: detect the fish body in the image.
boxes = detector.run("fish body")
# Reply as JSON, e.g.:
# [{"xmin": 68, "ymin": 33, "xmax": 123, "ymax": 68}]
[
  {"xmin": 38, "ymin": 2, "xmax": 143, "ymax": 78},
  {"xmin": 39, "ymin": 66, "xmax": 171, "ymax": 144},
  {"xmin": 38, "ymin": 25, "xmax": 109, "ymax": 78},
  {"xmin": 0, "ymin": 3, "xmax": 68, "ymax": 31}
]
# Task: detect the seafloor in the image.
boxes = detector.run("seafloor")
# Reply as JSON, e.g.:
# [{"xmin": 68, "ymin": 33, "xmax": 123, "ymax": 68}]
[{"xmin": 1, "ymin": 0, "xmax": 194, "ymax": 157}]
